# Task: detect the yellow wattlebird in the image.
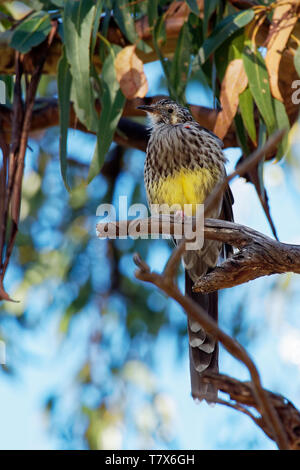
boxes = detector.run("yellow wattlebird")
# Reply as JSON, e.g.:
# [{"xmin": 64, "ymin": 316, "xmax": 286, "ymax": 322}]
[{"xmin": 138, "ymin": 99, "xmax": 234, "ymax": 402}]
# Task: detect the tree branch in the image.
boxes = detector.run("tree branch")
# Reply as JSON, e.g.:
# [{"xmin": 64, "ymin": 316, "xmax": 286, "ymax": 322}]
[
  {"xmin": 131, "ymin": 252, "xmax": 289, "ymax": 450},
  {"xmin": 0, "ymin": 96, "xmax": 239, "ymax": 151},
  {"xmin": 97, "ymin": 216, "xmax": 300, "ymax": 291},
  {"xmin": 203, "ymin": 371, "xmax": 300, "ymax": 450}
]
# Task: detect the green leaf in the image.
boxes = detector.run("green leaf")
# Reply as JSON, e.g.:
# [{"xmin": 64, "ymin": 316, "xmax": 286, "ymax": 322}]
[
  {"xmin": 203, "ymin": 0, "xmax": 219, "ymax": 36},
  {"xmin": 228, "ymin": 30, "xmax": 245, "ymax": 61},
  {"xmin": 242, "ymin": 44, "xmax": 276, "ymax": 136},
  {"xmin": 25, "ymin": 0, "xmax": 62, "ymax": 10},
  {"xmin": 294, "ymin": 45, "xmax": 300, "ymax": 78},
  {"xmin": 99, "ymin": 7, "xmax": 111, "ymax": 64},
  {"xmin": 258, "ymin": 120, "xmax": 267, "ymax": 201},
  {"xmin": 239, "ymin": 87, "xmax": 256, "ymax": 144},
  {"xmin": 147, "ymin": 0, "xmax": 158, "ymax": 27},
  {"xmin": 63, "ymin": 0, "xmax": 97, "ymax": 132},
  {"xmin": 185, "ymin": 0, "xmax": 200, "ymax": 16},
  {"xmin": 87, "ymin": 46, "xmax": 126, "ymax": 183},
  {"xmin": 10, "ymin": 11, "xmax": 51, "ymax": 54},
  {"xmin": 0, "ymin": 75, "xmax": 13, "ymax": 103},
  {"xmin": 51, "ymin": 0, "xmax": 65, "ymax": 6},
  {"xmin": 274, "ymin": 99, "xmax": 290, "ymax": 161},
  {"xmin": 199, "ymin": 9, "xmax": 254, "ymax": 64},
  {"xmin": 234, "ymin": 113, "xmax": 250, "ymax": 156},
  {"xmin": 188, "ymin": 12, "xmax": 203, "ymax": 55},
  {"xmin": 170, "ymin": 22, "xmax": 191, "ymax": 103},
  {"xmin": 153, "ymin": 14, "xmax": 170, "ymax": 83},
  {"xmin": 57, "ymin": 46, "xmax": 72, "ymax": 191},
  {"xmin": 91, "ymin": 0, "xmax": 103, "ymax": 56},
  {"xmin": 113, "ymin": 0, "xmax": 152, "ymax": 53}
]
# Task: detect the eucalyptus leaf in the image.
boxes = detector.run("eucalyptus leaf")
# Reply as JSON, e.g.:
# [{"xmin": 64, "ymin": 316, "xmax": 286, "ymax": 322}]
[
  {"xmin": 63, "ymin": 0, "xmax": 97, "ymax": 132},
  {"xmin": 113, "ymin": 0, "xmax": 152, "ymax": 53},
  {"xmin": 242, "ymin": 43, "xmax": 276, "ymax": 136},
  {"xmin": 91, "ymin": 0, "xmax": 103, "ymax": 56},
  {"xmin": 234, "ymin": 113, "xmax": 250, "ymax": 156},
  {"xmin": 57, "ymin": 47, "xmax": 72, "ymax": 191},
  {"xmin": 199, "ymin": 9, "xmax": 254, "ymax": 64},
  {"xmin": 87, "ymin": 46, "xmax": 126, "ymax": 183},
  {"xmin": 203, "ymin": 0, "xmax": 219, "ymax": 36},
  {"xmin": 170, "ymin": 22, "xmax": 191, "ymax": 103},
  {"xmin": 294, "ymin": 45, "xmax": 300, "ymax": 78},
  {"xmin": 239, "ymin": 87, "xmax": 256, "ymax": 144},
  {"xmin": 147, "ymin": 0, "xmax": 158, "ymax": 27},
  {"xmin": 274, "ymin": 99, "xmax": 290, "ymax": 161},
  {"xmin": 185, "ymin": 0, "xmax": 200, "ymax": 16},
  {"xmin": 10, "ymin": 10, "xmax": 51, "ymax": 54},
  {"xmin": 258, "ymin": 120, "xmax": 267, "ymax": 202}
]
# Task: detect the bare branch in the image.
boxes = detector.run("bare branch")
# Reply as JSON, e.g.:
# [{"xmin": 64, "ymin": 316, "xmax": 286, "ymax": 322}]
[
  {"xmin": 0, "ymin": 96, "xmax": 239, "ymax": 151},
  {"xmin": 132, "ymin": 252, "xmax": 289, "ymax": 449},
  {"xmin": 97, "ymin": 216, "xmax": 300, "ymax": 290},
  {"xmin": 203, "ymin": 372, "xmax": 300, "ymax": 450}
]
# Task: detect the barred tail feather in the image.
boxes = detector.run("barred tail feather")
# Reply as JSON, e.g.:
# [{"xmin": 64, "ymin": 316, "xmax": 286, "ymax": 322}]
[{"xmin": 185, "ymin": 271, "xmax": 219, "ymax": 402}]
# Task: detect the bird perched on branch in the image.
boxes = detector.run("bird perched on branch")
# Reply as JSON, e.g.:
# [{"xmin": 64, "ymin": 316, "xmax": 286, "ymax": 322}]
[{"xmin": 137, "ymin": 99, "xmax": 234, "ymax": 402}]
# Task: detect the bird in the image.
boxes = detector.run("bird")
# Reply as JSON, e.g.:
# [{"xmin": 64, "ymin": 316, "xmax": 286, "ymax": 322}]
[{"xmin": 137, "ymin": 98, "xmax": 234, "ymax": 402}]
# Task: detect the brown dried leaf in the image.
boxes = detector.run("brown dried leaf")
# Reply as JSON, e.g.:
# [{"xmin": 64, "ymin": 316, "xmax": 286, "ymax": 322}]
[
  {"xmin": 213, "ymin": 58, "xmax": 248, "ymax": 139},
  {"xmin": 265, "ymin": 0, "xmax": 299, "ymax": 102},
  {"xmin": 115, "ymin": 45, "xmax": 148, "ymax": 100}
]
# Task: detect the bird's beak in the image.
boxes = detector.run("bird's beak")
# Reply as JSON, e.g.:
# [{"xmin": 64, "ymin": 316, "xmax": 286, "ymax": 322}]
[{"xmin": 137, "ymin": 105, "xmax": 156, "ymax": 113}]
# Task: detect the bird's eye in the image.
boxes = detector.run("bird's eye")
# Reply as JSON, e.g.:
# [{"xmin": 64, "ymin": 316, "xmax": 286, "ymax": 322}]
[{"xmin": 168, "ymin": 108, "xmax": 173, "ymax": 114}]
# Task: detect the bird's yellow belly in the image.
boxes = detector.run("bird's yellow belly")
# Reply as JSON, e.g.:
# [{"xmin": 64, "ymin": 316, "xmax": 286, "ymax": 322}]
[{"xmin": 148, "ymin": 168, "xmax": 217, "ymax": 216}]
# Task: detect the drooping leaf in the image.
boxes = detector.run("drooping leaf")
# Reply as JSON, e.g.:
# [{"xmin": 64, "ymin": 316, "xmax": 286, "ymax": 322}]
[
  {"xmin": 91, "ymin": 0, "xmax": 103, "ymax": 56},
  {"xmin": 294, "ymin": 45, "xmax": 300, "ymax": 78},
  {"xmin": 170, "ymin": 21, "xmax": 191, "ymax": 103},
  {"xmin": 147, "ymin": 0, "xmax": 158, "ymax": 27},
  {"xmin": 88, "ymin": 46, "xmax": 126, "ymax": 183},
  {"xmin": 203, "ymin": 0, "xmax": 219, "ymax": 36},
  {"xmin": 185, "ymin": 0, "xmax": 200, "ymax": 16},
  {"xmin": 152, "ymin": 14, "xmax": 170, "ymax": 83},
  {"xmin": 113, "ymin": 0, "xmax": 152, "ymax": 53},
  {"xmin": 265, "ymin": 0, "xmax": 298, "ymax": 102},
  {"xmin": 63, "ymin": 0, "xmax": 97, "ymax": 132},
  {"xmin": 257, "ymin": 120, "xmax": 267, "ymax": 201},
  {"xmin": 228, "ymin": 30, "xmax": 245, "ymax": 61},
  {"xmin": 188, "ymin": 10, "xmax": 203, "ymax": 54},
  {"xmin": 199, "ymin": 9, "xmax": 254, "ymax": 64},
  {"xmin": 99, "ymin": 7, "xmax": 111, "ymax": 64},
  {"xmin": 0, "ymin": 75, "xmax": 13, "ymax": 104},
  {"xmin": 234, "ymin": 113, "xmax": 250, "ymax": 156},
  {"xmin": 57, "ymin": 46, "xmax": 72, "ymax": 191},
  {"xmin": 239, "ymin": 87, "xmax": 256, "ymax": 144},
  {"xmin": 243, "ymin": 43, "xmax": 276, "ymax": 136},
  {"xmin": 115, "ymin": 45, "xmax": 148, "ymax": 99},
  {"xmin": 274, "ymin": 99, "xmax": 290, "ymax": 161},
  {"xmin": 10, "ymin": 10, "xmax": 51, "ymax": 54},
  {"xmin": 25, "ymin": 0, "xmax": 63, "ymax": 10},
  {"xmin": 213, "ymin": 58, "xmax": 248, "ymax": 139}
]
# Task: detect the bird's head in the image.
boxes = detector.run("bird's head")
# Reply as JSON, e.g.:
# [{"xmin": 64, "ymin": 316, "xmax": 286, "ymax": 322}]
[{"xmin": 137, "ymin": 99, "xmax": 193, "ymax": 126}]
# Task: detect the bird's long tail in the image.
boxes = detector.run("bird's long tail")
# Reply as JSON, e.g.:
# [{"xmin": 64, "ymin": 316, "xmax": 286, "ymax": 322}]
[{"xmin": 185, "ymin": 271, "xmax": 219, "ymax": 402}]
